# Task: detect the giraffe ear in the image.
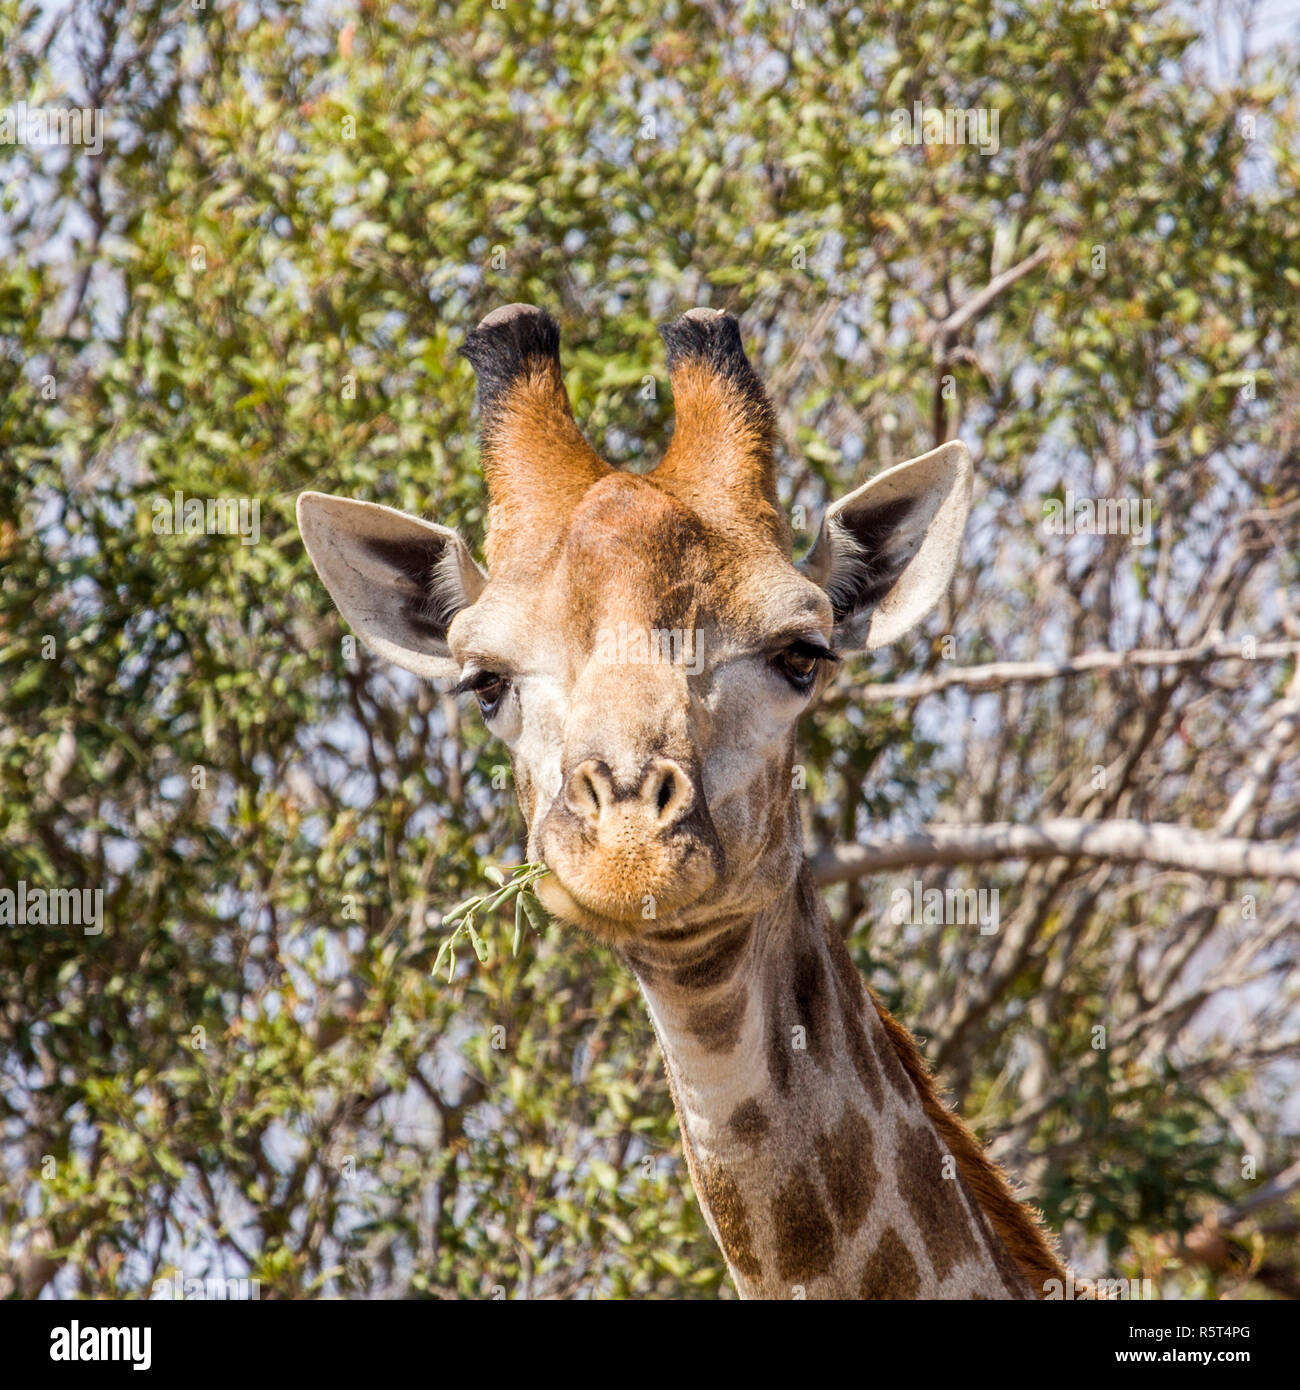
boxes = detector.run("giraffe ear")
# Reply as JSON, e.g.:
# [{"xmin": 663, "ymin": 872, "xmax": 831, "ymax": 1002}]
[
  {"xmin": 296, "ymin": 491, "xmax": 486, "ymax": 680},
  {"xmin": 801, "ymin": 441, "xmax": 973, "ymax": 652}
]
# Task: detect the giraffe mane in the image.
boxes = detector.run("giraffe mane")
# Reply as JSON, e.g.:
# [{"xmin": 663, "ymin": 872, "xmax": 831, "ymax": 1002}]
[{"xmin": 867, "ymin": 986, "xmax": 1068, "ymax": 1296}]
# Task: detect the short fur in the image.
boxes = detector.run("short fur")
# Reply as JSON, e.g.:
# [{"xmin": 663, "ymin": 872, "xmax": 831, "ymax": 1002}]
[{"xmin": 458, "ymin": 302, "xmax": 563, "ymax": 412}]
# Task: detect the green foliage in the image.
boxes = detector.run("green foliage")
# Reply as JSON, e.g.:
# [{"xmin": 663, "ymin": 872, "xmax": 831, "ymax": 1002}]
[
  {"xmin": 1039, "ymin": 1067, "xmax": 1231, "ymax": 1260},
  {"xmin": 433, "ymin": 861, "xmax": 550, "ymax": 978}
]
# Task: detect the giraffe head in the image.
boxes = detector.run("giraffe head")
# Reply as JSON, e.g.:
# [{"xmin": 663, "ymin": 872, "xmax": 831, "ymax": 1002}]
[{"xmin": 298, "ymin": 306, "xmax": 972, "ymax": 941}]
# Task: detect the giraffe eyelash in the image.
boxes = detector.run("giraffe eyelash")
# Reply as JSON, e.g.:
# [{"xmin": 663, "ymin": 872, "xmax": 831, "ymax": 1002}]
[
  {"xmin": 785, "ymin": 639, "xmax": 839, "ymax": 665},
  {"xmin": 453, "ymin": 668, "xmax": 507, "ymax": 697}
]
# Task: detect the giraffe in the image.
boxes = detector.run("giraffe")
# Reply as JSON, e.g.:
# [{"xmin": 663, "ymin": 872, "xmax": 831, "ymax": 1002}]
[{"xmin": 297, "ymin": 303, "xmax": 1067, "ymax": 1298}]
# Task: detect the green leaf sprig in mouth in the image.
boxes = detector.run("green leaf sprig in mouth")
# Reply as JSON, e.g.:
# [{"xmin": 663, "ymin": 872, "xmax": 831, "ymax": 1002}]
[{"xmin": 432, "ymin": 862, "xmax": 551, "ymax": 981}]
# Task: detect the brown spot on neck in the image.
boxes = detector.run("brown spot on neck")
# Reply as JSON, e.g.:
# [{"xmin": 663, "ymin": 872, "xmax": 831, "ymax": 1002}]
[
  {"xmin": 685, "ymin": 988, "xmax": 746, "ymax": 1051},
  {"xmin": 860, "ymin": 1227, "xmax": 921, "ymax": 1299},
  {"xmin": 771, "ymin": 1170, "xmax": 835, "ymax": 1283},
  {"xmin": 790, "ymin": 946, "xmax": 832, "ymax": 1067},
  {"xmin": 727, "ymin": 1098, "xmax": 770, "ymax": 1145},
  {"xmin": 671, "ymin": 920, "xmax": 752, "ymax": 991},
  {"xmin": 813, "ymin": 1107, "xmax": 878, "ymax": 1236},
  {"xmin": 896, "ymin": 1114, "xmax": 981, "ymax": 1284},
  {"xmin": 765, "ymin": 929, "xmax": 834, "ymax": 1093}
]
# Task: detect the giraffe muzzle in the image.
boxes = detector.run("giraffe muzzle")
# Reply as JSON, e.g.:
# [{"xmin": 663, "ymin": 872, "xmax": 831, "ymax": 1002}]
[{"xmin": 534, "ymin": 754, "xmax": 724, "ymax": 934}]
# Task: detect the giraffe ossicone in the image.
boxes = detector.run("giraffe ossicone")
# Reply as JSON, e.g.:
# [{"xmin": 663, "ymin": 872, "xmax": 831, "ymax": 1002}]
[{"xmin": 297, "ymin": 303, "xmax": 1067, "ymax": 1299}]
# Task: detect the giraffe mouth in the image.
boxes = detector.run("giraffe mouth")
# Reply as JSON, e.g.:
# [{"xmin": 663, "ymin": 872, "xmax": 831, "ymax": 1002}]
[{"xmin": 532, "ymin": 839, "xmax": 722, "ymax": 940}]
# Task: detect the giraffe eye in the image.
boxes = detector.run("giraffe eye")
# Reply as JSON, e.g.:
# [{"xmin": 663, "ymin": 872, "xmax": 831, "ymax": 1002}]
[
  {"xmin": 457, "ymin": 670, "xmax": 508, "ymax": 718},
  {"xmin": 772, "ymin": 640, "xmax": 837, "ymax": 692}
]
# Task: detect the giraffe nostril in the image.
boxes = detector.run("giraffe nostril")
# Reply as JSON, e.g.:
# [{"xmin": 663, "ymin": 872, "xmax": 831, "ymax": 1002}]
[
  {"xmin": 643, "ymin": 759, "xmax": 692, "ymax": 829},
  {"xmin": 564, "ymin": 759, "xmax": 613, "ymax": 825}
]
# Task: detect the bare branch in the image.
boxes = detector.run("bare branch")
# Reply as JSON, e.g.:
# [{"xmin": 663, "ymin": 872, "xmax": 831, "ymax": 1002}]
[
  {"xmin": 849, "ymin": 638, "xmax": 1300, "ymax": 703},
  {"xmin": 929, "ymin": 246, "xmax": 1052, "ymax": 441},
  {"xmin": 812, "ymin": 818, "xmax": 1300, "ymax": 884},
  {"xmin": 1222, "ymin": 1157, "xmax": 1300, "ymax": 1229},
  {"xmin": 927, "ymin": 244, "xmax": 1052, "ymax": 345}
]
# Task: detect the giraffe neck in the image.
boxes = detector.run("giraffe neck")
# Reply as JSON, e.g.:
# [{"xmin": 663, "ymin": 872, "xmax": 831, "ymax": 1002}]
[{"xmin": 622, "ymin": 863, "xmax": 1061, "ymax": 1298}]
